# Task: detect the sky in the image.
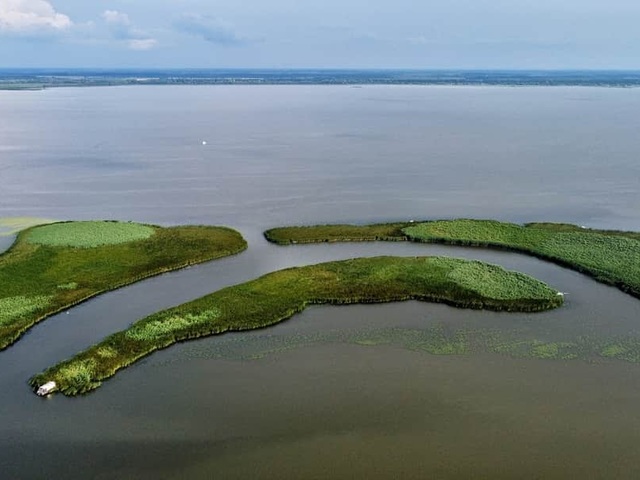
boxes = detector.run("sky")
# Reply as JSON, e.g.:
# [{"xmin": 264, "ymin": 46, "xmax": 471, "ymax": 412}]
[{"xmin": 0, "ymin": 0, "xmax": 639, "ymax": 69}]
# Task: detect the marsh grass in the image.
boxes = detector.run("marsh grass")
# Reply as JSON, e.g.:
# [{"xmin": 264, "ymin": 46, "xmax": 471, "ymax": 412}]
[
  {"xmin": 264, "ymin": 223, "xmax": 410, "ymax": 244},
  {"xmin": 265, "ymin": 219, "xmax": 640, "ymax": 300},
  {"xmin": 125, "ymin": 309, "xmax": 221, "ymax": 342},
  {"xmin": 25, "ymin": 221, "xmax": 156, "ymax": 248},
  {"xmin": 0, "ymin": 222, "xmax": 247, "ymax": 349},
  {"xmin": 0, "ymin": 295, "xmax": 54, "ymax": 327},
  {"xmin": 31, "ymin": 256, "xmax": 562, "ymax": 395},
  {"xmin": 403, "ymin": 219, "xmax": 640, "ymax": 299}
]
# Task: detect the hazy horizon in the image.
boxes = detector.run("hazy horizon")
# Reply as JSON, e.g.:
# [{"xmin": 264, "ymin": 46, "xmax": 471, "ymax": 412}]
[{"xmin": 1, "ymin": 1, "xmax": 639, "ymax": 70}]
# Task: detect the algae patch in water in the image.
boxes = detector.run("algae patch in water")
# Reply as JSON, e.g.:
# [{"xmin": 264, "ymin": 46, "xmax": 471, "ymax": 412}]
[{"xmin": 170, "ymin": 325, "xmax": 640, "ymax": 368}]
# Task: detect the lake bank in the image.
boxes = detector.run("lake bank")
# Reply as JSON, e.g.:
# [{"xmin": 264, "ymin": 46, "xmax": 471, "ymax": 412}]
[{"xmin": 266, "ymin": 219, "xmax": 640, "ymax": 299}]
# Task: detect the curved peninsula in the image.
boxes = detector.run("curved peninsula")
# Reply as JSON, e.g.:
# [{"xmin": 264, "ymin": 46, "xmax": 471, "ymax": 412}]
[
  {"xmin": 265, "ymin": 220, "xmax": 640, "ymax": 300},
  {"xmin": 0, "ymin": 221, "xmax": 247, "ymax": 350},
  {"xmin": 31, "ymin": 256, "xmax": 562, "ymax": 395}
]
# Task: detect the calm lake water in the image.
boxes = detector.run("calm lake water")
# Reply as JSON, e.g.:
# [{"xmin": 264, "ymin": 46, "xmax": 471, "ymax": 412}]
[{"xmin": 1, "ymin": 85, "xmax": 640, "ymax": 479}]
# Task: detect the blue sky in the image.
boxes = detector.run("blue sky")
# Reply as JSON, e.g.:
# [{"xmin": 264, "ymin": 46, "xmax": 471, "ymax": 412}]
[{"xmin": 0, "ymin": 0, "xmax": 638, "ymax": 69}]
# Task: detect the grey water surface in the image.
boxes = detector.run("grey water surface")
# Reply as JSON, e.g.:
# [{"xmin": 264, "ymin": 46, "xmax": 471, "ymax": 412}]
[{"xmin": 1, "ymin": 85, "xmax": 640, "ymax": 479}]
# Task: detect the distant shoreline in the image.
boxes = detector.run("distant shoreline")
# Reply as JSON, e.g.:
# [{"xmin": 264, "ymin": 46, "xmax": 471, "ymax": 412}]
[{"xmin": 2, "ymin": 69, "xmax": 640, "ymax": 90}]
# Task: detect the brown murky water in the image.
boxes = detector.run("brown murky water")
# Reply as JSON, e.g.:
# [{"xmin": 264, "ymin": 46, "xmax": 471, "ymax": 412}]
[{"xmin": 1, "ymin": 86, "xmax": 640, "ymax": 478}]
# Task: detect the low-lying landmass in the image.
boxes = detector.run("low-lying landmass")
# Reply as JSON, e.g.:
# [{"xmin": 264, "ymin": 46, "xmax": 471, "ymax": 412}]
[
  {"xmin": 4, "ymin": 69, "xmax": 640, "ymax": 90},
  {"xmin": 265, "ymin": 219, "xmax": 640, "ymax": 299},
  {"xmin": 264, "ymin": 222, "xmax": 411, "ymax": 244},
  {"xmin": 30, "ymin": 256, "xmax": 562, "ymax": 395},
  {"xmin": 0, "ymin": 220, "xmax": 247, "ymax": 350}
]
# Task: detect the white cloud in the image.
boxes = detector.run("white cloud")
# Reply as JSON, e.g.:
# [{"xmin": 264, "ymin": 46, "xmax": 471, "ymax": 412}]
[
  {"xmin": 128, "ymin": 38, "xmax": 157, "ymax": 51},
  {"xmin": 102, "ymin": 10, "xmax": 130, "ymax": 26},
  {"xmin": 174, "ymin": 14, "xmax": 247, "ymax": 46},
  {"xmin": 0, "ymin": 0, "xmax": 72, "ymax": 34},
  {"xmin": 101, "ymin": 9, "xmax": 157, "ymax": 51}
]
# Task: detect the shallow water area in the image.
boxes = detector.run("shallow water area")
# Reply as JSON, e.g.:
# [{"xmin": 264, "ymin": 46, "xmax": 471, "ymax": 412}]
[
  {"xmin": 0, "ymin": 235, "xmax": 15, "ymax": 253},
  {"xmin": 1, "ymin": 85, "xmax": 640, "ymax": 478}
]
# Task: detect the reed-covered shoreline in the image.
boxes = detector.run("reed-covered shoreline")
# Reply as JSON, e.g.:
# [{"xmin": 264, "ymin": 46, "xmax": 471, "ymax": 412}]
[
  {"xmin": 0, "ymin": 221, "xmax": 247, "ymax": 350},
  {"xmin": 265, "ymin": 219, "xmax": 640, "ymax": 300}
]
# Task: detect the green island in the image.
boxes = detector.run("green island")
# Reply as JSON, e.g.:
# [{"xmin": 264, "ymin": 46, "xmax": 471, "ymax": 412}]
[
  {"xmin": 0, "ymin": 220, "xmax": 247, "ymax": 350},
  {"xmin": 264, "ymin": 222, "xmax": 412, "ymax": 244},
  {"xmin": 30, "ymin": 256, "xmax": 562, "ymax": 395},
  {"xmin": 265, "ymin": 219, "xmax": 640, "ymax": 299}
]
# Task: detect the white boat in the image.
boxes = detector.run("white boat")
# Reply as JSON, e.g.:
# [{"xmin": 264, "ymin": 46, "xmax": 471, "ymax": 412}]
[{"xmin": 36, "ymin": 381, "xmax": 57, "ymax": 396}]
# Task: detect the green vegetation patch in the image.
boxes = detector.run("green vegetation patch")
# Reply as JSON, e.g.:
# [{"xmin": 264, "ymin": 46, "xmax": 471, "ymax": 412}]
[
  {"xmin": 126, "ymin": 309, "xmax": 221, "ymax": 342},
  {"xmin": 598, "ymin": 339, "xmax": 640, "ymax": 363},
  {"xmin": 264, "ymin": 222, "xmax": 410, "ymax": 245},
  {"xmin": 0, "ymin": 221, "xmax": 247, "ymax": 350},
  {"xmin": 403, "ymin": 219, "xmax": 640, "ymax": 299},
  {"xmin": 447, "ymin": 261, "xmax": 558, "ymax": 300},
  {"xmin": 491, "ymin": 340, "xmax": 579, "ymax": 360},
  {"xmin": 25, "ymin": 221, "xmax": 156, "ymax": 248},
  {"xmin": 31, "ymin": 256, "xmax": 562, "ymax": 395},
  {"xmin": 0, "ymin": 295, "xmax": 53, "ymax": 327},
  {"xmin": 172, "ymin": 325, "xmax": 640, "ymax": 367},
  {"xmin": 265, "ymin": 219, "xmax": 640, "ymax": 299}
]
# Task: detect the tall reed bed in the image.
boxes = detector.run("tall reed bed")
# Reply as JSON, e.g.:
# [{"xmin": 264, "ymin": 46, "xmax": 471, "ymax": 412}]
[
  {"xmin": 403, "ymin": 219, "xmax": 640, "ymax": 298},
  {"xmin": 265, "ymin": 219, "xmax": 640, "ymax": 300}
]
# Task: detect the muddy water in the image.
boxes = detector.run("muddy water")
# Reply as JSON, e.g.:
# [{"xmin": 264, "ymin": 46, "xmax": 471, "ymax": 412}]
[{"xmin": 1, "ymin": 86, "xmax": 640, "ymax": 478}]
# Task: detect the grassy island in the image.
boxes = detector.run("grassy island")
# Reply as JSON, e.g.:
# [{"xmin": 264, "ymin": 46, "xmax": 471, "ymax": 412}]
[
  {"xmin": 265, "ymin": 219, "xmax": 640, "ymax": 300},
  {"xmin": 31, "ymin": 256, "xmax": 562, "ymax": 395},
  {"xmin": 0, "ymin": 221, "xmax": 247, "ymax": 350},
  {"xmin": 264, "ymin": 223, "xmax": 410, "ymax": 244}
]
